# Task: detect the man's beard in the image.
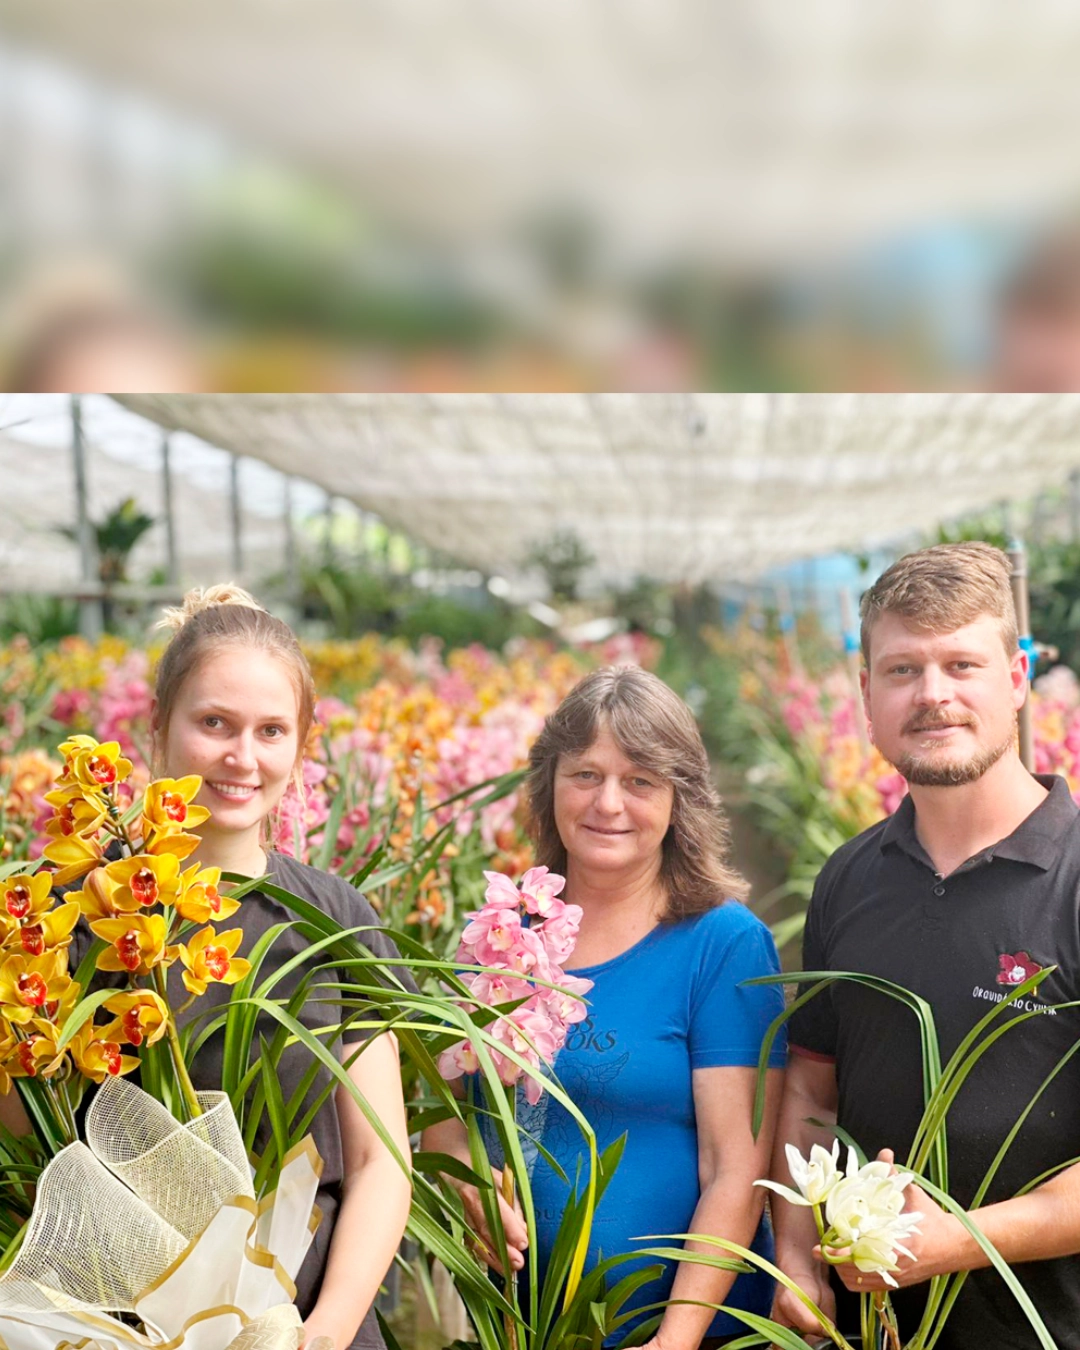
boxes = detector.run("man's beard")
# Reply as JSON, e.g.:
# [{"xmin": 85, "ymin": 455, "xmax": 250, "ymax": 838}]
[{"xmin": 889, "ymin": 720, "xmax": 1015, "ymax": 787}]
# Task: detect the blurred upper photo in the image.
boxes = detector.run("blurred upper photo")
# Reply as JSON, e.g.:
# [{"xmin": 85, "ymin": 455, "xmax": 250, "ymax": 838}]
[{"xmin": 3, "ymin": 1, "xmax": 1080, "ymax": 392}]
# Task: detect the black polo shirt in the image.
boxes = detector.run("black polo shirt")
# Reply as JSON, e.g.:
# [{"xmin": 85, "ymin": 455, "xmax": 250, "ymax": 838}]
[{"xmin": 789, "ymin": 774, "xmax": 1080, "ymax": 1349}]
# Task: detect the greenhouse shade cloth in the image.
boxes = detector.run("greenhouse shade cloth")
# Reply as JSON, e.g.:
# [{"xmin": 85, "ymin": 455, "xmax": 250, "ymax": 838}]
[{"xmin": 117, "ymin": 393, "xmax": 1080, "ymax": 584}]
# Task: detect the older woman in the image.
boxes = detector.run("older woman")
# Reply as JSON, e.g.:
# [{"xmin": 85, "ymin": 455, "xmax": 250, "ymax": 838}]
[{"xmin": 431, "ymin": 666, "xmax": 785, "ymax": 1349}]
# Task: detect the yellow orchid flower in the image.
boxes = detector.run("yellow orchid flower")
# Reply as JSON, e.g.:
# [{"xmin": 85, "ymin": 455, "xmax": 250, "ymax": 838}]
[
  {"xmin": 141, "ymin": 777, "xmax": 210, "ymax": 839},
  {"xmin": 100, "ymin": 854, "xmax": 182, "ymax": 913},
  {"xmin": 68, "ymin": 740, "xmax": 133, "ymax": 794},
  {"xmin": 90, "ymin": 914, "xmax": 176, "ymax": 977},
  {"xmin": 5, "ymin": 1022, "xmax": 66, "ymax": 1082},
  {"xmin": 0, "ymin": 952, "xmax": 74, "ymax": 1026},
  {"xmin": 42, "ymin": 831, "xmax": 105, "ymax": 885},
  {"xmin": 0, "ymin": 1028, "xmax": 17, "ymax": 1094},
  {"xmin": 178, "ymin": 926, "xmax": 250, "ymax": 997},
  {"xmin": 0, "ymin": 873, "xmax": 54, "ymax": 926},
  {"xmin": 67, "ymin": 1022, "xmax": 140, "ymax": 1084},
  {"xmin": 175, "ymin": 866, "xmax": 240, "ymax": 925},
  {"xmin": 143, "ymin": 830, "xmax": 203, "ymax": 863},
  {"xmin": 8, "ymin": 901, "xmax": 80, "ymax": 959},
  {"xmin": 42, "ymin": 785, "xmax": 108, "ymax": 839},
  {"xmin": 69, "ymin": 868, "xmax": 122, "ymax": 922},
  {"xmin": 100, "ymin": 989, "xmax": 170, "ymax": 1047}
]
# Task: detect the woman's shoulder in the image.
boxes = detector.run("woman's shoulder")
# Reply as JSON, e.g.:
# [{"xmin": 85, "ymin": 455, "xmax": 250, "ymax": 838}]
[
  {"xmin": 677, "ymin": 900, "xmax": 780, "ymax": 971},
  {"xmin": 683, "ymin": 898, "xmax": 771, "ymax": 942}
]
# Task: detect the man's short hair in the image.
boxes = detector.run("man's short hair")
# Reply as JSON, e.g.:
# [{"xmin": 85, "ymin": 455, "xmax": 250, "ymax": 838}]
[{"xmin": 860, "ymin": 542, "xmax": 1018, "ymax": 663}]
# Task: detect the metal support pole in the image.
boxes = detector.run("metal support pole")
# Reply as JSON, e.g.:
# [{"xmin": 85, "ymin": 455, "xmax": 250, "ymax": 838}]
[
  {"xmin": 229, "ymin": 454, "xmax": 243, "ymax": 577},
  {"xmin": 70, "ymin": 396, "xmax": 102, "ymax": 640},
  {"xmin": 323, "ymin": 492, "xmax": 335, "ymax": 567},
  {"xmin": 776, "ymin": 582, "xmax": 804, "ymax": 679},
  {"xmin": 840, "ymin": 587, "xmax": 870, "ymax": 752},
  {"xmin": 1070, "ymin": 470, "xmax": 1080, "ymax": 543},
  {"xmin": 283, "ymin": 475, "xmax": 298, "ymax": 600},
  {"xmin": 1008, "ymin": 538, "xmax": 1035, "ymax": 772},
  {"xmin": 161, "ymin": 433, "xmax": 179, "ymax": 585}
]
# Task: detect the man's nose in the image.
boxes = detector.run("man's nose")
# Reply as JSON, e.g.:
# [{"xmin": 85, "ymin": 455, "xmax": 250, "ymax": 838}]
[{"xmin": 913, "ymin": 667, "xmax": 949, "ymax": 704}]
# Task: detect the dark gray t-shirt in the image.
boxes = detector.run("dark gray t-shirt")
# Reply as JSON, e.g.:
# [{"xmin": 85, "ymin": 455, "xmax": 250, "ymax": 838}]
[{"xmin": 70, "ymin": 851, "xmax": 408, "ymax": 1350}]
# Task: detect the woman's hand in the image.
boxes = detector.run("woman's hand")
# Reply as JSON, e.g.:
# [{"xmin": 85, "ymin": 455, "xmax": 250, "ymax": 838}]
[{"xmin": 456, "ymin": 1166, "xmax": 529, "ymax": 1276}]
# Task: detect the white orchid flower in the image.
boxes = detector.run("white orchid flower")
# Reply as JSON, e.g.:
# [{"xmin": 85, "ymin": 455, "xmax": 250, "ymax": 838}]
[
  {"xmin": 755, "ymin": 1138, "xmax": 842, "ymax": 1208},
  {"xmin": 821, "ymin": 1153, "xmax": 923, "ymax": 1285}
]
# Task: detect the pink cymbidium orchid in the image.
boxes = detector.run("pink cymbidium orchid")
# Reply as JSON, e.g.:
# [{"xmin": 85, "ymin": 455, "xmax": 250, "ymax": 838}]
[{"xmin": 438, "ymin": 866, "xmax": 592, "ymax": 1102}]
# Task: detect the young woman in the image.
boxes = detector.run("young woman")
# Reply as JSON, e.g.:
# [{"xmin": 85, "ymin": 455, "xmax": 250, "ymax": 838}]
[{"xmin": 84, "ymin": 586, "xmax": 411, "ymax": 1350}]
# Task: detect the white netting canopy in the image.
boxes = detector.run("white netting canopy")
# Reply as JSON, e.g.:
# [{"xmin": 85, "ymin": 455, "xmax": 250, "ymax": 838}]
[
  {"xmin": 116, "ymin": 393, "xmax": 1080, "ymax": 584},
  {"xmin": 4, "ymin": 1, "xmax": 1080, "ymax": 268}
]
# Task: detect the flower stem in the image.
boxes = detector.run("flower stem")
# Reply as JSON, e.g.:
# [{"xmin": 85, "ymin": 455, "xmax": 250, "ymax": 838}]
[
  {"xmin": 875, "ymin": 1292, "xmax": 901, "ymax": 1350},
  {"xmin": 151, "ymin": 965, "xmax": 201, "ymax": 1121},
  {"xmin": 503, "ymin": 1083, "xmax": 519, "ymax": 1350}
]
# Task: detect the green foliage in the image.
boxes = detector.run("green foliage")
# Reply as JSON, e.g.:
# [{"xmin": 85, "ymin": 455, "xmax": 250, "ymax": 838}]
[
  {"xmin": 1028, "ymin": 537, "xmax": 1080, "ymax": 672},
  {"xmin": 58, "ymin": 497, "xmax": 157, "ymax": 588},
  {"xmin": 0, "ymin": 594, "xmax": 79, "ymax": 645},
  {"xmin": 526, "ymin": 531, "xmax": 595, "ymax": 605}
]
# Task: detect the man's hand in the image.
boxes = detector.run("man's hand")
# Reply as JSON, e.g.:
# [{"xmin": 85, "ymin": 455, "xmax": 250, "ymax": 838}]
[
  {"xmin": 770, "ymin": 1261, "xmax": 837, "ymax": 1341},
  {"xmin": 827, "ymin": 1149, "xmax": 966, "ymax": 1293}
]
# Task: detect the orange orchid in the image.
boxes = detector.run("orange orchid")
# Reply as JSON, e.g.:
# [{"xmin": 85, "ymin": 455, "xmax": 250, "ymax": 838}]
[
  {"xmin": 68, "ymin": 868, "xmax": 123, "ymax": 923},
  {"xmin": 100, "ymin": 989, "xmax": 170, "ymax": 1047},
  {"xmin": 141, "ymin": 776, "xmax": 210, "ymax": 839},
  {"xmin": 0, "ymin": 1028, "xmax": 17, "ymax": 1094},
  {"xmin": 67, "ymin": 1021, "xmax": 139, "ymax": 1083},
  {"xmin": 178, "ymin": 926, "xmax": 250, "ymax": 997},
  {"xmin": 174, "ymin": 866, "xmax": 240, "ymax": 925},
  {"xmin": 0, "ymin": 952, "xmax": 75, "ymax": 1026},
  {"xmin": 100, "ymin": 853, "xmax": 183, "ymax": 913},
  {"xmin": 90, "ymin": 914, "xmax": 176, "ymax": 977},
  {"xmin": 42, "ymin": 830, "xmax": 105, "ymax": 885},
  {"xmin": 143, "ymin": 830, "xmax": 203, "ymax": 863}
]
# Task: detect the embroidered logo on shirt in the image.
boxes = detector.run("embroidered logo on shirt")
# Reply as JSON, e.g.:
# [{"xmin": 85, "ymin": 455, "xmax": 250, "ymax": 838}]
[{"xmin": 996, "ymin": 951, "xmax": 1042, "ymax": 986}]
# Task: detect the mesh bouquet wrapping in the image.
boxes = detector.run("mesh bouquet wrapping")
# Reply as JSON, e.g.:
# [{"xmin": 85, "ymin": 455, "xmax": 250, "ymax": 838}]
[{"xmin": 0, "ymin": 1077, "xmax": 322, "ymax": 1350}]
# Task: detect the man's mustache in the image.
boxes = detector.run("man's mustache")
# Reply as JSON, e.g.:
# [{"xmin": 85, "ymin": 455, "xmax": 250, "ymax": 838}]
[{"xmin": 902, "ymin": 712, "xmax": 975, "ymax": 735}]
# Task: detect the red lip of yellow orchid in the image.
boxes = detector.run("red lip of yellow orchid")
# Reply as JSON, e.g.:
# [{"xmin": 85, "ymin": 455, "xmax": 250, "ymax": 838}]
[
  {"xmin": 141, "ymin": 777, "xmax": 211, "ymax": 837},
  {"xmin": 90, "ymin": 914, "xmax": 177, "ymax": 977},
  {"xmin": 67, "ymin": 1022, "xmax": 140, "ymax": 1083},
  {"xmin": 100, "ymin": 854, "xmax": 183, "ymax": 913},
  {"xmin": 178, "ymin": 925, "xmax": 251, "ymax": 997},
  {"xmin": 0, "ymin": 952, "xmax": 75, "ymax": 1025},
  {"xmin": 100, "ymin": 990, "xmax": 170, "ymax": 1047},
  {"xmin": 175, "ymin": 866, "xmax": 240, "ymax": 925},
  {"xmin": 42, "ymin": 830, "xmax": 105, "ymax": 885}
]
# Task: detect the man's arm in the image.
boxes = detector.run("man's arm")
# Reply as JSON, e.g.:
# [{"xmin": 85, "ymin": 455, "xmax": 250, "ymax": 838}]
[{"xmin": 769, "ymin": 1051, "xmax": 840, "ymax": 1335}]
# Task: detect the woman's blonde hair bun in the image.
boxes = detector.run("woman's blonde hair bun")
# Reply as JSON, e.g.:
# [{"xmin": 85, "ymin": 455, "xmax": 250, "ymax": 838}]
[{"xmin": 156, "ymin": 583, "xmax": 267, "ymax": 634}]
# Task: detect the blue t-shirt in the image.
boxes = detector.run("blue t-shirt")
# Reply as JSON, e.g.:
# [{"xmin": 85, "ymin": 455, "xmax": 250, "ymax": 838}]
[{"xmin": 512, "ymin": 901, "xmax": 787, "ymax": 1342}]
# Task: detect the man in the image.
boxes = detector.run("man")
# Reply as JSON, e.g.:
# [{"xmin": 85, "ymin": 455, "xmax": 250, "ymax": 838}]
[{"xmin": 771, "ymin": 542, "xmax": 1080, "ymax": 1348}]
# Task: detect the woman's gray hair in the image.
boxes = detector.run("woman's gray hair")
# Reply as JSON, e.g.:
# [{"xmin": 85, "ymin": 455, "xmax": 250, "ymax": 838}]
[{"xmin": 526, "ymin": 665, "xmax": 748, "ymax": 919}]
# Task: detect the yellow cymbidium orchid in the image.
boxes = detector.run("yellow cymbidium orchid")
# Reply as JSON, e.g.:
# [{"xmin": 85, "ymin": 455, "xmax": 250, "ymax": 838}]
[
  {"xmin": 0, "ymin": 952, "xmax": 74, "ymax": 1027},
  {"xmin": 3, "ymin": 1020, "xmax": 66, "ymax": 1083},
  {"xmin": 100, "ymin": 990, "xmax": 170, "ymax": 1048},
  {"xmin": 42, "ymin": 830, "xmax": 105, "ymax": 885},
  {"xmin": 66, "ymin": 739, "xmax": 134, "ymax": 794},
  {"xmin": 91, "ymin": 914, "xmax": 178, "ymax": 978},
  {"xmin": 3, "ymin": 901, "xmax": 80, "ymax": 960},
  {"xmin": 175, "ymin": 866, "xmax": 240, "ymax": 925},
  {"xmin": 42, "ymin": 785, "xmax": 108, "ymax": 839},
  {"xmin": 141, "ymin": 777, "xmax": 211, "ymax": 839},
  {"xmin": 67, "ymin": 1022, "xmax": 140, "ymax": 1084},
  {"xmin": 0, "ymin": 873, "xmax": 54, "ymax": 926},
  {"xmin": 178, "ymin": 926, "xmax": 251, "ymax": 997},
  {"xmin": 100, "ymin": 854, "xmax": 183, "ymax": 913}
]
